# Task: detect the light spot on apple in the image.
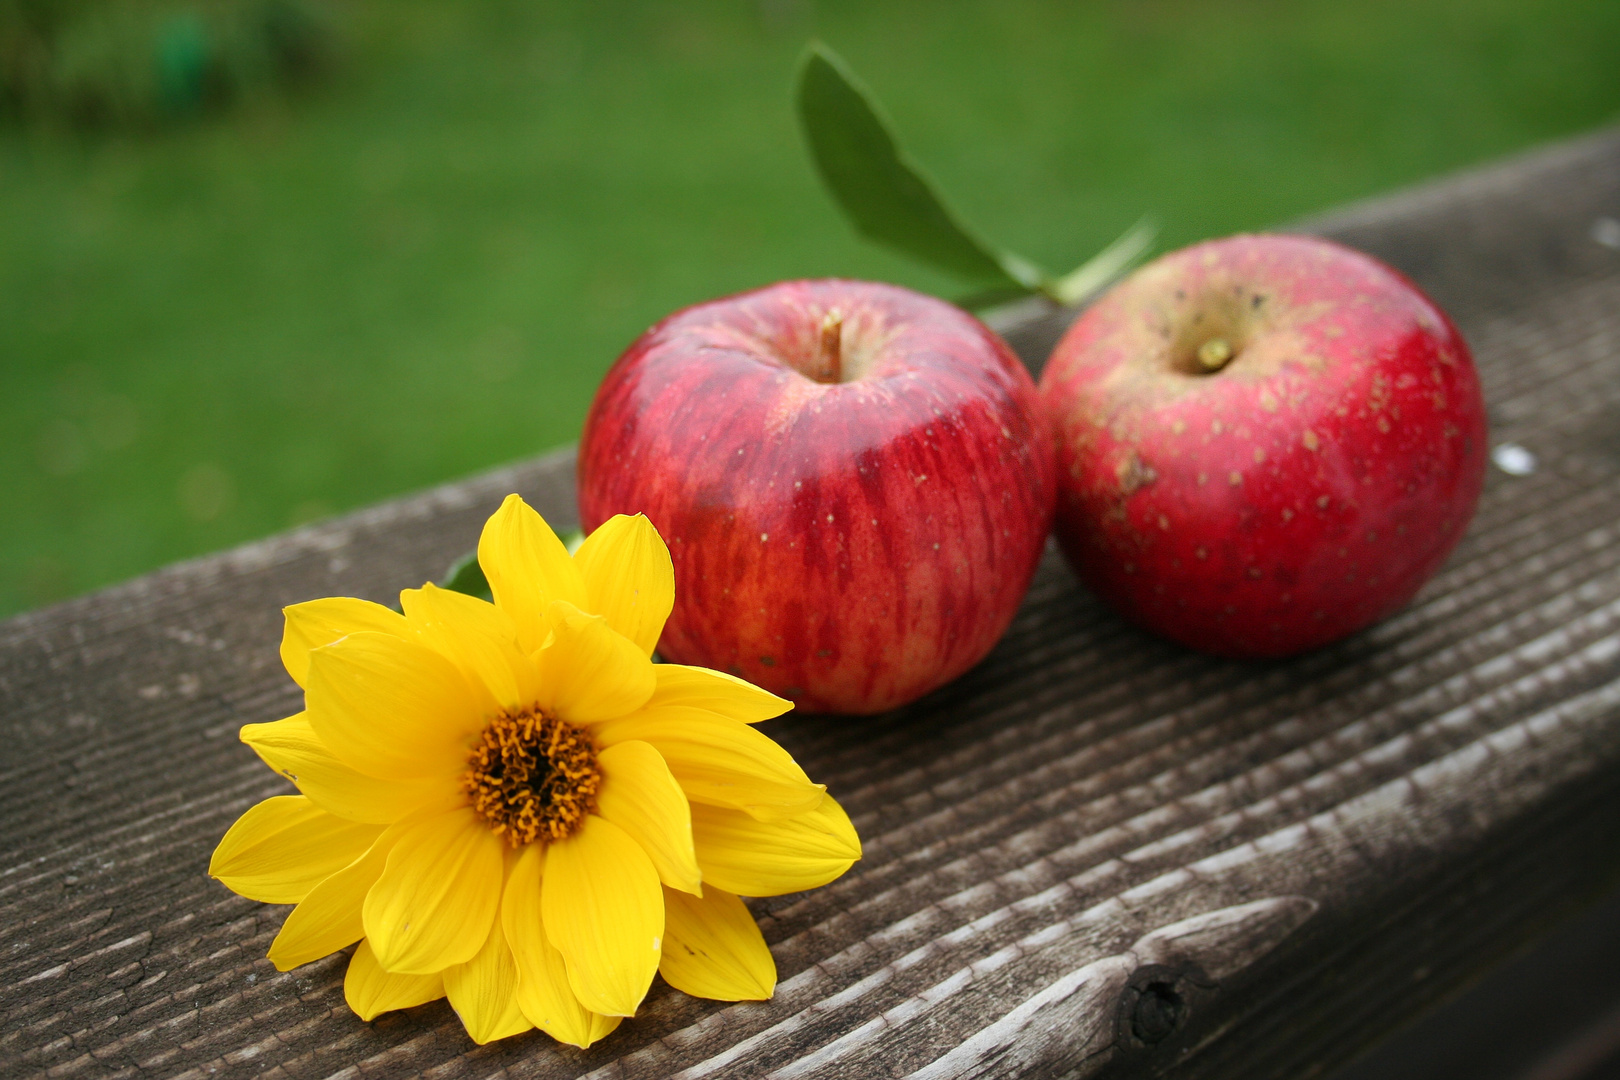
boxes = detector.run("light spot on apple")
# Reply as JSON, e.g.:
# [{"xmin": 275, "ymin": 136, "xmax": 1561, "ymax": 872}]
[
  {"xmin": 914, "ymin": 474, "xmax": 928, "ymax": 484},
  {"xmin": 1253, "ymin": 447, "xmax": 1266, "ymax": 464},
  {"xmin": 760, "ymin": 533, "xmax": 769, "ymax": 542},
  {"xmin": 1376, "ymin": 416, "xmax": 1391, "ymax": 433},
  {"xmin": 1115, "ymin": 454, "xmax": 1158, "ymax": 494},
  {"xmin": 1317, "ymin": 495, "xmax": 1330, "ymax": 509},
  {"xmin": 1259, "ymin": 390, "xmax": 1279, "ymax": 412},
  {"xmin": 1196, "ymin": 547, "xmax": 1208, "ymax": 560},
  {"xmin": 1247, "ymin": 567, "xmax": 1262, "ymax": 579},
  {"xmin": 1211, "ymin": 420, "xmax": 1224, "ymax": 435},
  {"xmin": 1302, "ymin": 429, "xmax": 1320, "ymax": 451},
  {"xmin": 1228, "ymin": 471, "xmax": 1243, "ymax": 486},
  {"xmin": 1157, "ymin": 514, "xmax": 1170, "ymax": 531},
  {"xmin": 1171, "ymin": 419, "xmax": 1186, "ymax": 435}
]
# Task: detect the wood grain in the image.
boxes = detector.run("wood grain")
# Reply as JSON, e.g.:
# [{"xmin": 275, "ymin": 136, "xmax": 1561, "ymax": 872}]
[{"xmin": 3, "ymin": 126, "xmax": 1619, "ymax": 1080}]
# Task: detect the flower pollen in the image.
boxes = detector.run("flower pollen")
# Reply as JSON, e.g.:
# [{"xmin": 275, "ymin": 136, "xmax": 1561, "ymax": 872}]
[{"xmin": 462, "ymin": 708, "xmax": 601, "ymax": 847}]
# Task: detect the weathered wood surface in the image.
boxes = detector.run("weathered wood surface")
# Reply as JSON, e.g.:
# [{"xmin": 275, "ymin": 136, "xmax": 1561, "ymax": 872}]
[{"xmin": 3, "ymin": 126, "xmax": 1619, "ymax": 1080}]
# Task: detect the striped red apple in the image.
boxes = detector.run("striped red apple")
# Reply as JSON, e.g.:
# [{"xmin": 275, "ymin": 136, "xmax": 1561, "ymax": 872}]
[{"xmin": 578, "ymin": 279, "xmax": 1055, "ymax": 714}]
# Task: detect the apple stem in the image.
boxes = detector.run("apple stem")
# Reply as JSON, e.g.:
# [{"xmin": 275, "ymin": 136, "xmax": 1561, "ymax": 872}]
[
  {"xmin": 819, "ymin": 309, "xmax": 844, "ymax": 383},
  {"xmin": 1198, "ymin": 338, "xmax": 1234, "ymax": 372}
]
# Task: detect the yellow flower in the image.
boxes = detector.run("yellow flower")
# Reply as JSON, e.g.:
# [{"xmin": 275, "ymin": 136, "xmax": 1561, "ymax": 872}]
[{"xmin": 209, "ymin": 495, "xmax": 860, "ymax": 1047}]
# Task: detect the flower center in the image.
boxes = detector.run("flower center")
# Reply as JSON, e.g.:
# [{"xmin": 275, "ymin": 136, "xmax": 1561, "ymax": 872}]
[{"xmin": 462, "ymin": 708, "xmax": 601, "ymax": 847}]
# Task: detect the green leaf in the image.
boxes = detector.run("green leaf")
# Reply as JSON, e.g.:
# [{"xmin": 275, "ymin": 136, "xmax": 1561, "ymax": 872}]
[
  {"xmin": 439, "ymin": 551, "xmax": 492, "ymax": 602},
  {"xmin": 437, "ymin": 527, "xmax": 582, "ymax": 604},
  {"xmin": 1050, "ymin": 217, "xmax": 1158, "ymax": 306},
  {"xmin": 796, "ymin": 42, "xmax": 1043, "ymax": 292}
]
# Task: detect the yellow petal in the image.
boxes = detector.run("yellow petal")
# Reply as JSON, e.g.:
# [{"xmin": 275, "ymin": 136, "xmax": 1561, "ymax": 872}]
[
  {"xmin": 363, "ymin": 806, "xmax": 504, "ymax": 974},
  {"xmin": 541, "ymin": 815, "xmax": 663, "ymax": 1016},
  {"xmin": 591, "ymin": 707, "xmax": 823, "ymax": 820},
  {"xmin": 642, "ymin": 664, "xmax": 793, "ymax": 724},
  {"xmin": 572, "ymin": 513, "xmax": 674, "ymax": 658},
  {"xmin": 444, "ymin": 903, "xmax": 533, "ymax": 1044},
  {"xmin": 502, "ymin": 845, "xmax": 623, "ymax": 1048},
  {"xmin": 280, "ymin": 597, "xmax": 412, "ymax": 689},
  {"xmin": 691, "ymin": 795, "xmax": 861, "ymax": 897},
  {"xmin": 210, "ymin": 795, "xmax": 383, "ymax": 904},
  {"xmin": 596, "ymin": 740, "xmax": 701, "ymax": 895},
  {"xmin": 241, "ymin": 713, "xmax": 450, "ymax": 825},
  {"xmin": 400, "ymin": 583, "xmax": 539, "ymax": 713},
  {"xmin": 269, "ymin": 824, "xmax": 401, "ymax": 970},
  {"xmin": 479, "ymin": 494, "xmax": 588, "ymax": 653},
  {"xmin": 659, "ymin": 886, "xmax": 776, "ymax": 1001},
  {"xmin": 306, "ymin": 631, "xmax": 485, "ymax": 780},
  {"xmin": 344, "ymin": 938, "xmax": 445, "ymax": 1021},
  {"xmin": 534, "ymin": 601, "xmax": 656, "ymax": 724}
]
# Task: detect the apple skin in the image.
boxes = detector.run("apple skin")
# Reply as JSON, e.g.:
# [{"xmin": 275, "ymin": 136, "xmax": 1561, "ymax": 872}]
[
  {"xmin": 1038, "ymin": 234, "xmax": 1487, "ymax": 659},
  {"xmin": 577, "ymin": 279, "xmax": 1056, "ymax": 714}
]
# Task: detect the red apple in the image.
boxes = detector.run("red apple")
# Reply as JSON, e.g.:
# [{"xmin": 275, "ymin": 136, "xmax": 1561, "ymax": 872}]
[
  {"xmin": 1039, "ymin": 234, "xmax": 1487, "ymax": 658},
  {"xmin": 577, "ymin": 279, "xmax": 1056, "ymax": 714}
]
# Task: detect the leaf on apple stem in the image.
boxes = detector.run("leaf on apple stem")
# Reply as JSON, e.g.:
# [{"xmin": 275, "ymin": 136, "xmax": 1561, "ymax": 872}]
[
  {"xmin": 1051, "ymin": 216, "xmax": 1157, "ymax": 307},
  {"xmin": 795, "ymin": 42, "xmax": 1154, "ymax": 311},
  {"xmin": 796, "ymin": 42, "xmax": 1040, "ymax": 295}
]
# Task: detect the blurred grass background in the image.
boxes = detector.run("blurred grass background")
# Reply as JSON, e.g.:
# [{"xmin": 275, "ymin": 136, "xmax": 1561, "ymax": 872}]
[{"xmin": 4, "ymin": 0, "xmax": 1619, "ymax": 618}]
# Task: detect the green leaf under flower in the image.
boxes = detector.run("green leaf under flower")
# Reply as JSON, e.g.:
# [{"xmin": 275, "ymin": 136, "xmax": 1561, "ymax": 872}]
[{"xmin": 439, "ymin": 528, "xmax": 581, "ymax": 603}]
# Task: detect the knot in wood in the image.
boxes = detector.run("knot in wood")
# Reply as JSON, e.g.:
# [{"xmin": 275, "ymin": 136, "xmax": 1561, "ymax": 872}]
[
  {"xmin": 1116, "ymin": 962, "xmax": 1216, "ymax": 1054},
  {"xmin": 1131, "ymin": 978, "xmax": 1185, "ymax": 1044}
]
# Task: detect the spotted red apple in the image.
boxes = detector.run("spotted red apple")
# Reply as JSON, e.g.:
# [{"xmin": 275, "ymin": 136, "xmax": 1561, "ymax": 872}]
[
  {"xmin": 578, "ymin": 279, "xmax": 1055, "ymax": 714},
  {"xmin": 1039, "ymin": 233, "xmax": 1487, "ymax": 658}
]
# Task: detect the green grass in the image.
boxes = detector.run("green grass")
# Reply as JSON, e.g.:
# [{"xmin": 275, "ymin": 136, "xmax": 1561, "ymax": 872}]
[{"xmin": 4, "ymin": 0, "xmax": 1618, "ymax": 616}]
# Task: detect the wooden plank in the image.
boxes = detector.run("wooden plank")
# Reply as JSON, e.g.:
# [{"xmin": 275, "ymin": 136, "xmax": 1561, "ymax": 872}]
[{"xmin": 2, "ymin": 126, "xmax": 1618, "ymax": 1080}]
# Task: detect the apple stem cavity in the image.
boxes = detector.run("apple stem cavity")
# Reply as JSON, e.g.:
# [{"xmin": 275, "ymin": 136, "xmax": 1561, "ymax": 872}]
[
  {"xmin": 1197, "ymin": 337, "xmax": 1234, "ymax": 372},
  {"xmin": 817, "ymin": 309, "xmax": 845, "ymax": 384}
]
